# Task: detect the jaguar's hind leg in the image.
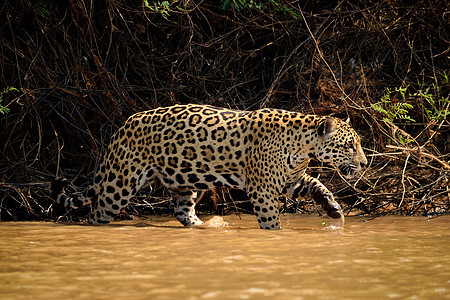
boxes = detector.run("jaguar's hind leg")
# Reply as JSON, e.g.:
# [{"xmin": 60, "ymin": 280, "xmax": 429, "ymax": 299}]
[
  {"xmin": 87, "ymin": 166, "xmax": 154, "ymax": 224},
  {"xmin": 88, "ymin": 184, "xmax": 135, "ymax": 224},
  {"xmin": 171, "ymin": 189, "xmax": 204, "ymax": 226}
]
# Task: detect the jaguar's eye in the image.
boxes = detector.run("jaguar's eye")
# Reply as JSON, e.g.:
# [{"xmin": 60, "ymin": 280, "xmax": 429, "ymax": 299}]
[{"xmin": 349, "ymin": 146, "xmax": 355, "ymax": 152}]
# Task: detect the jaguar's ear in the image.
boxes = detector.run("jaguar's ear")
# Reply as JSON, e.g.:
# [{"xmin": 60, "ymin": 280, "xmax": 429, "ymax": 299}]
[
  {"xmin": 318, "ymin": 118, "xmax": 336, "ymax": 138},
  {"xmin": 345, "ymin": 117, "xmax": 350, "ymax": 125}
]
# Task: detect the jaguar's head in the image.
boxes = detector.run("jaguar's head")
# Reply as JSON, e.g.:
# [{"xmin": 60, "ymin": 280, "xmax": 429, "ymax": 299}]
[{"xmin": 315, "ymin": 117, "xmax": 367, "ymax": 178}]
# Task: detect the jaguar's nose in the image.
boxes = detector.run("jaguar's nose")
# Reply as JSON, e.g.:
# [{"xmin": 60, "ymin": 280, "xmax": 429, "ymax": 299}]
[
  {"xmin": 359, "ymin": 148, "xmax": 368, "ymax": 167},
  {"xmin": 360, "ymin": 154, "xmax": 368, "ymax": 167}
]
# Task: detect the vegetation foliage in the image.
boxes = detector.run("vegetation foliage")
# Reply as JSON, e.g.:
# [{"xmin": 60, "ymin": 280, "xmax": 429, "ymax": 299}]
[{"xmin": 0, "ymin": 0, "xmax": 448, "ymax": 222}]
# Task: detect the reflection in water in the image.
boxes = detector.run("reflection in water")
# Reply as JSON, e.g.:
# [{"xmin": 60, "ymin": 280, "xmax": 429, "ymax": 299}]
[{"xmin": 0, "ymin": 215, "xmax": 449, "ymax": 299}]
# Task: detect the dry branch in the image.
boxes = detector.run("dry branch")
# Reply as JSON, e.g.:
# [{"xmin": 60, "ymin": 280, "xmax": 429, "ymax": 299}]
[{"xmin": 0, "ymin": 0, "xmax": 448, "ymax": 221}]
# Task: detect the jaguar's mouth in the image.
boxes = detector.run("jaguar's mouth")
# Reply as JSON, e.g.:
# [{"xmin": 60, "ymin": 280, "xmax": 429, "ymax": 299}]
[{"xmin": 339, "ymin": 164, "xmax": 361, "ymax": 179}]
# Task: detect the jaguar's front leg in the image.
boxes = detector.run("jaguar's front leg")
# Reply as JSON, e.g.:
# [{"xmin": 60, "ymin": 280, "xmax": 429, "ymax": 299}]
[{"xmin": 283, "ymin": 174, "xmax": 343, "ymax": 219}]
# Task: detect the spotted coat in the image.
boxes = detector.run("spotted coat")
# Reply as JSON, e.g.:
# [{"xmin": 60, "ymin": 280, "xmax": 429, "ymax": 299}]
[{"xmin": 51, "ymin": 104, "xmax": 367, "ymax": 229}]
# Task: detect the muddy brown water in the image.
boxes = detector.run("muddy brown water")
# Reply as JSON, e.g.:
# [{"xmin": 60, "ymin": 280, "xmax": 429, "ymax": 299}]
[{"xmin": 0, "ymin": 215, "xmax": 449, "ymax": 299}]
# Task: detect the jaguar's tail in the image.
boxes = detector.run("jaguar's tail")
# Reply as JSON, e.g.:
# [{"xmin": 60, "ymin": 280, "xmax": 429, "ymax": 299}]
[{"xmin": 50, "ymin": 177, "xmax": 91, "ymax": 208}]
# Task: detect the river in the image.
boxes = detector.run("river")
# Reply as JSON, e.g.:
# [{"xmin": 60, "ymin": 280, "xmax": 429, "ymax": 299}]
[{"xmin": 1, "ymin": 215, "xmax": 449, "ymax": 299}]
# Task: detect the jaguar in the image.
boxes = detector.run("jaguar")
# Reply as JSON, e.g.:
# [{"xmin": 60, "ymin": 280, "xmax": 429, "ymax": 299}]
[{"xmin": 51, "ymin": 104, "xmax": 367, "ymax": 229}]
